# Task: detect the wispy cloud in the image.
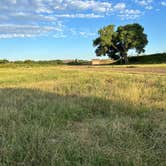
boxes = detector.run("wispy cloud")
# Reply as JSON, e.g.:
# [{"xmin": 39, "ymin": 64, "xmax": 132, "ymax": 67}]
[
  {"xmin": 0, "ymin": 24, "xmax": 63, "ymax": 39},
  {"xmin": 135, "ymin": 0, "xmax": 153, "ymax": 10},
  {"xmin": 119, "ymin": 9, "xmax": 143, "ymax": 20},
  {"xmin": 54, "ymin": 13, "xmax": 104, "ymax": 18}
]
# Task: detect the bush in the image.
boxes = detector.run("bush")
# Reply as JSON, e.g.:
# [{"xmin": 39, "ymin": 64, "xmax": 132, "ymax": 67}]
[
  {"xmin": 68, "ymin": 59, "xmax": 91, "ymax": 65},
  {"xmin": 24, "ymin": 60, "xmax": 34, "ymax": 64},
  {"xmin": 0, "ymin": 59, "xmax": 9, "ymax": 64}
]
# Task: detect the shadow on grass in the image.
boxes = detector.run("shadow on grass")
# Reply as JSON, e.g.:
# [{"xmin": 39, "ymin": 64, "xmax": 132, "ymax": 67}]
[{"xmin": 0, "ymin": 88, "xmax": 166, "ymax": 166}]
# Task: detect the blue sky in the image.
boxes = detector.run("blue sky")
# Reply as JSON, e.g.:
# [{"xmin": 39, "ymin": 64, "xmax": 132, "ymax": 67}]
[{"xmin": 0, "ymin": 0, "xmax": 166, "ymax": 60}]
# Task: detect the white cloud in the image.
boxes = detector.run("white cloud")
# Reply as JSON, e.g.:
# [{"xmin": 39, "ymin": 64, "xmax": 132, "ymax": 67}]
[
  {"xmin": 161, "ymin": 1, "xmax": 166, "ymax": 6},
  {"xmin": 0, "ymin": 0, "xmax": 155, "ymax": 39},
  {"xmin": 63, "ymin": 0, "xmax": 112, "ymax": 13},
  {"xmin": 135, "ymin": 0, "xmax": 153, "ymax": 6},
  {"xmin": 114, "ymin": 3, "xmax": 126, "ymax": 10},
  {"xmin": 0, "ymin": 0, "xmax": 113, "ymax": 14}
]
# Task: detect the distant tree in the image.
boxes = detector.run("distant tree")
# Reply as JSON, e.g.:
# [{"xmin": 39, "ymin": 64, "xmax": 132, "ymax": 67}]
[{"xmin": 93, "ymin": 23, "xmax": 148, "ymax": 64}]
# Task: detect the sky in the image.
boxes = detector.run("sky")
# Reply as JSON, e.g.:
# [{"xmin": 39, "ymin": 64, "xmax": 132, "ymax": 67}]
[{"xmin": 0, "ymin": 0, "xmax": 166, "ymax": 60}]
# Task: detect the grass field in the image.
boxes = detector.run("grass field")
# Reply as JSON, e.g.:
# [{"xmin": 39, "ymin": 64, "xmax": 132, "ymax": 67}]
[{"xmin": 0, "ymin": 65, "xmax": 166, "ymax": 165}]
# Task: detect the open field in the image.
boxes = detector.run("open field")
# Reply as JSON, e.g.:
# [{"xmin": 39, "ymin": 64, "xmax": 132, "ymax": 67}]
[{"xmin": 0, "ymin": 65, "xmax": 166, "ymax": 165}]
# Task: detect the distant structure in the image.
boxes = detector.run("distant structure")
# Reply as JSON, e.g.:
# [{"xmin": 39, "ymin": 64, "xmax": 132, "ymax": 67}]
[{"xmin": 92, "ymin": 59, "xmax": 114, "ymax": 65}]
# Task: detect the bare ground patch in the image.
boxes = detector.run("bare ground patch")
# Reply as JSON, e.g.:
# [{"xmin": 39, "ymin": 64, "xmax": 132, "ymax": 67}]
[
  {"xmin": 66, "ymin": 65, "xmax": 166, "ymax": 75},
  {"xmin": 109, "ymin": 67, "xmax": 166, "ymax": 74}
]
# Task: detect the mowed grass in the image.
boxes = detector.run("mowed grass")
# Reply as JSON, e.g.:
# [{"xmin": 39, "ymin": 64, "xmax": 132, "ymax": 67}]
[{"xmin": 0, "ymin": 65, "xmax": 166, "ymax": 165}]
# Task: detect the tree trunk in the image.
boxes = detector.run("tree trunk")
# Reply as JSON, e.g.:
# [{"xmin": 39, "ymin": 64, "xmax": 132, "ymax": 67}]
[{"xmin": 123, "ymin": 53, "xmax": 128, "ymax": 64}]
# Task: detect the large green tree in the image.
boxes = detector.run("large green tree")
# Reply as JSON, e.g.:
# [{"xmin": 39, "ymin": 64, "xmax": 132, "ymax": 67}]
[{"xmin": 93, "ymin": 23, "xmax": 148, "ymax": 64}]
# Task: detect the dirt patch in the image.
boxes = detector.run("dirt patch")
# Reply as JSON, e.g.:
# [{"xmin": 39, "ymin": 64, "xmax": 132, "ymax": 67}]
[
  {"xmin": 110, "ymin": 67, "xmax": 166, "ymax": 74},
  {"xmin": 67, "ymin": 66, "xmax": 166, "ymax": 75}
]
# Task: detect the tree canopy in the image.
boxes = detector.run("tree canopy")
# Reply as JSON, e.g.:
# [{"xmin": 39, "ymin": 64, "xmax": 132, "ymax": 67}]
[{"xmin": 93, "ymin": 23, "xmax": 148, "ymax": 64}]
